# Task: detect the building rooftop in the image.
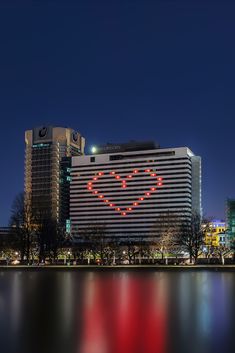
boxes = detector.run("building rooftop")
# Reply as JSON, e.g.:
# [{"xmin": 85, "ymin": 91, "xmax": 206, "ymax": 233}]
[{"xmin": 91, "ymin": 141, "xmax": 159, "ymax": 154}]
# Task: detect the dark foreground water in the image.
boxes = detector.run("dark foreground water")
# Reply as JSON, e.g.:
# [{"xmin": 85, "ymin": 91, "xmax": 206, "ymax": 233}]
[{"xmin": 0, "ymin": 270, "xmax": 235, "ymax": 353}]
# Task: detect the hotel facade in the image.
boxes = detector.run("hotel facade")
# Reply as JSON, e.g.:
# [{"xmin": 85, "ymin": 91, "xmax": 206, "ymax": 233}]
[{"xmin": 70, "ymin": 142, "xmax": 201, "ymax": 242}]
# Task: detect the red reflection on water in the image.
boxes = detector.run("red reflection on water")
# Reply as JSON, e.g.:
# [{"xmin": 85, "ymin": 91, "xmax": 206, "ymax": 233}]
[
  {"xmin": 79, "ymin": 275, "xmax": 108, "ymax": 353},
  {"xmin": 79, "ymin": 274, "xmax": 168, "ymax": 353},
  {"xmin": 141, "ymin": 277, "xmax": 167, "ymax": 353}
]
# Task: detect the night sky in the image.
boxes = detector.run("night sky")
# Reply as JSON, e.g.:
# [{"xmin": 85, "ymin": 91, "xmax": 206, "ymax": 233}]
[{"xmin": 0, "ymin": 0, "xmax": 234, "ymax": 225}]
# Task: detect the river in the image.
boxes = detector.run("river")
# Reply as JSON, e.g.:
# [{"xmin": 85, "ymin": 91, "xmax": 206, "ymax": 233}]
[{"xmin": 0, "ymin": 270, "xmax": 234, "ymax": 353}]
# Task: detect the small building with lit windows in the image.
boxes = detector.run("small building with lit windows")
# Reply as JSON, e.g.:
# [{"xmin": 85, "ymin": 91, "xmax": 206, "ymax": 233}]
[
  {"xmin": 70, "ymin": 142, "xmax": 201, "ymax": 243},
  {"xmin": 204, "ymin": 220, "xmax": 227, "ymax": 248}
]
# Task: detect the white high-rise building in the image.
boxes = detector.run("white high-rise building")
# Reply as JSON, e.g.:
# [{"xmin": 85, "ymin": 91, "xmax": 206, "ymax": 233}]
[{"xmin": 70, "ymin": 142, "xmax": 201, "ymax": 242}]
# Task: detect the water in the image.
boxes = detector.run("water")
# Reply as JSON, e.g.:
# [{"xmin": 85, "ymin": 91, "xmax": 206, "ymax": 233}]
[{"xmin": 0, "ymin": 270, "xmax": 234, "ymax": 353}]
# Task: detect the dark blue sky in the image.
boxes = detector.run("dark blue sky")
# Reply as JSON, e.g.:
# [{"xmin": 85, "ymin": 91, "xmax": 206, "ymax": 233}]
[{"xmin": 0, "ymin": 0, "xmax": 235, "ymax": 225}]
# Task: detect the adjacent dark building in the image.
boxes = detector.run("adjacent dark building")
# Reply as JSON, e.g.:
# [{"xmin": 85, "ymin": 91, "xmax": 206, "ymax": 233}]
[{"xmin": 227, "ymin": 199, "xmax": 235, "ymax": 245}]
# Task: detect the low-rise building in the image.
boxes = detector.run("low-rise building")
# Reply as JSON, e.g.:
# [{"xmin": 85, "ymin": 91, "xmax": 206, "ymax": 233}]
[{"xmin": 204, "ymin": 220, "xmax": 227, "ymax": 248}]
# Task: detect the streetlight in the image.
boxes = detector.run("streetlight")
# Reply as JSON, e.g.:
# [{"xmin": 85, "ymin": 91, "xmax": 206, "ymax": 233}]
[
  {"xmin": 67, "ymin": 251, "xmax": 71, "ymax": 265},
  {"xmin": 91, "ymin": 146, "xmax": 97, "ymax": 154},
  {"xmin": 13, "ymin": 251, "xmax": 19, "ymax": 265}
]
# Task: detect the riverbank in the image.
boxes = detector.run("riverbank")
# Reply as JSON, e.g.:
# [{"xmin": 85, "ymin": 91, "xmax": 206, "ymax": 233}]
[{"xmin": 1, "ymin": 264, "xmax": 235, "ymax": 271}]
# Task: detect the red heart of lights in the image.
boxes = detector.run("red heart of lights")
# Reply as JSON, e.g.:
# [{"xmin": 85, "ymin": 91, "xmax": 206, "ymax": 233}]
[{"xmin": 87, "ymin": 169, "xmax": 163, "ymax": 216}]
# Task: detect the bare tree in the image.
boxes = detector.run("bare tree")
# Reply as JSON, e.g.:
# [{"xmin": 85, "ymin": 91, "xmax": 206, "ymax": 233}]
[
  {"xmin": 179, "ymin": 212, "xmax": 209, "ymax": 264},
  {"xmin": 36, "ymin": 215, "xmax": 65, "ymax": 263},
  {"xmin": 213, "ymin": 245, "xmax": 232, "ymax": 265},
  {"xmin": 124, "ymin": 236, "xmax": 140, "ymax": 264},
  {"xmin": 79, "ymin": 223, "xmax": 108, "ymax": 264},
  {"xmin": 152, "ymin": 212, "xmax": 180, "ymax": 264},
  {"xmin": 9, "ymin": 192, "xmax": 36, "ymax": 263}
]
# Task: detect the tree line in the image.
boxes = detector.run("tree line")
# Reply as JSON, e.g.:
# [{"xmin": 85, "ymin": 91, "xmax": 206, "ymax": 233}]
[
  {"xmin": 0, "ymin": 193, "xmax": 69, "ymax": 264},
  {"xmin": 74, "ymin": 212, "xmax": 233, "ymax": 265},
  {"xmin": 1, "ymin": 193, "xmax": 234, "ymax": 265}
]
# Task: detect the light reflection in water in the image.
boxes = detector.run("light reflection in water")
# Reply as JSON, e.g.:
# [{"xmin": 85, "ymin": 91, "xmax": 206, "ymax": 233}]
[
  {"xmin": 11, "ymin": 272, "xmax": 22, "ymax": 333},
  {"xmin": 0, "ymin": 271, "xmax": 235, "ymax": 353},
  {"xmin": 80, "ymin": 272, "xmax": 168, "ymax": 353}
]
